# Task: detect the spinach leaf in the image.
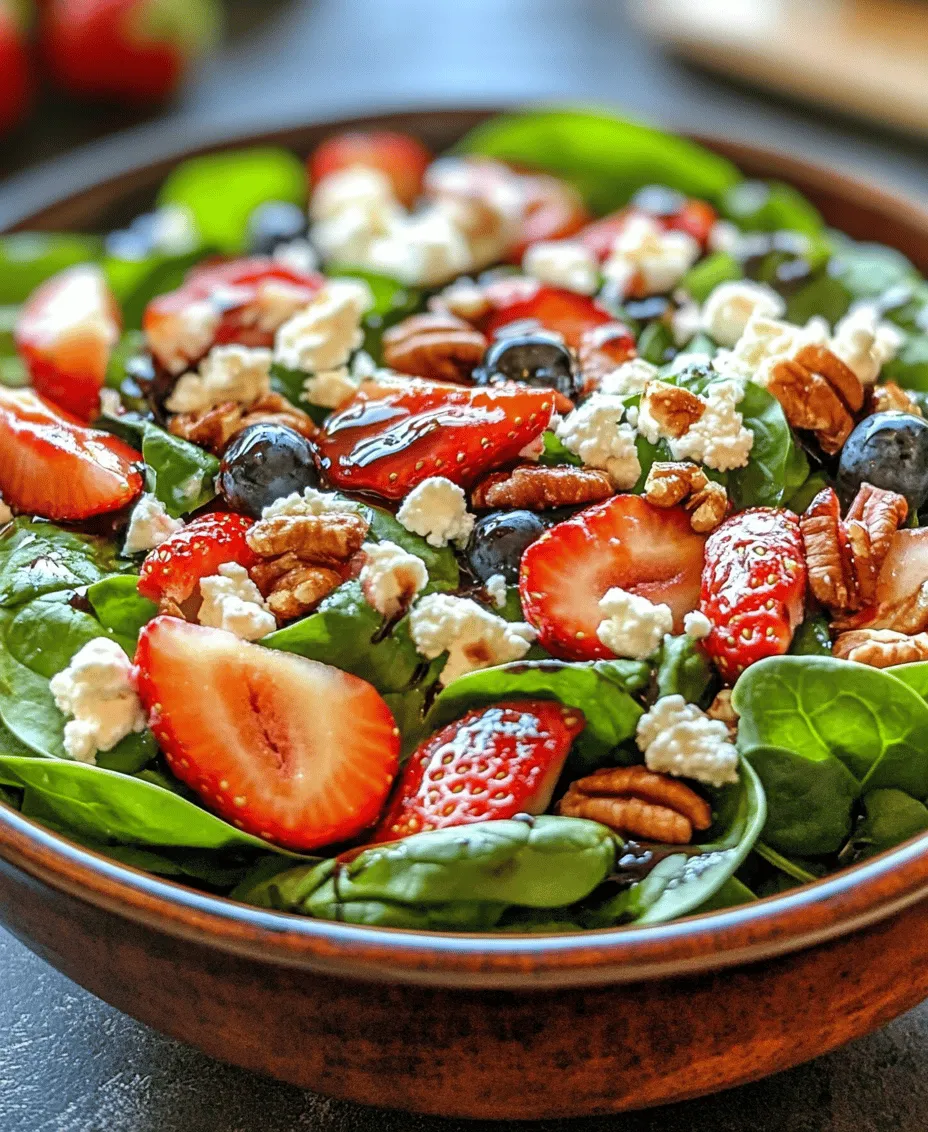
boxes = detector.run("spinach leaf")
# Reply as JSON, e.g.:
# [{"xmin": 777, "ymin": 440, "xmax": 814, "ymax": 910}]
[
  {"xmin": 262, "ymin": 580, "xmax": 426, "ymax": 694},
  {"xmin": 883, "ymin": 332, "xmax": 928, "ymax": 392},
  {"xmin": 786, "ymin": 469, "xmax": 829, "ymax": 514},
  {"xmin": 362, "ymin": 504, "xmax": 459, "ymax": 592},
  {"xmin": 236, "ymin": 816, "xmax": 617, "ymax": 930},
  {"xmin": 790, "ymin": 615, "xmax": 833, "ymax": 657},
  {"xmin": 888, "ymin": 661, "xmax": 928, "ymax": 698},
  {"xmin": 679, "ymin": 252, "xmax": 742, "ymax": 302},
  {"xmin": 692, "ymin": 875, "xmax": 757, "ymax": 915},
  {"xmin": 86, "ymin": 576, "xmax": 158, "ymax": 654},
  {"xmin": 457, "ymin": 110, "xmax": 740, "ymax": 213},
  {"xmin": 655, "ymin": 634, "xmax": 715, "ymax": 704},
  {"xmin": 721, "ymin": 180, "xmax": 824, "ymax": 236},
  {"xmin": 538, "ymin": 430, "xmax": 582, "ymax": 468},
  {"xmin": 828, "ymin": 237, "xmax": 921, "ymax": 302},
  {"xmin": 848, "ymin": 789, "xmax": 928, "ymax": 859},
  {"xmin": 428, "ymin": 659, "xmax": 647, "ymax": 775},
  {"xmin": 99, "ymin": 414, "xmax": 218, "ymax": 518},
  {"xmin": 0, "ymin": 755, "xmax": 282, "ymax": 853},
  {"xmin": 637, "ymin": 320, "xmax": 676, "ymax": 365},
  {"xmin": 754, "ymin": 840, "xmax": 821, "ymax": 884},
  {"xmin": 105, "ymin": 250, "xmax": 209, "ymax": 331},
  {"xmin": 728, "ymin": 382, "xmax": 809, "ymax": 509},
  {"xmin": 0, "ymin": 232, "xmax": 103, "ymax": 305},
  {"xmin": 784, "ymin": 272, "xmax": 852, "ymax": 327},
  {"xmin": 0, "ymin": 519, "xmax": 128, "ymax": 608}
]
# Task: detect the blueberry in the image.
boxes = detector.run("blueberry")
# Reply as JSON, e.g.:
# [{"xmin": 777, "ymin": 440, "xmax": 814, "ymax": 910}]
[
  {"xmin": 246, "ymin": 201, "xmax": 309, "ymax": 256},
  {"xmin": 838, "ymin": 411, "xmax": 928, "ymax": 512},
  {"xmin": 218, "ymin": 423, "xmax": 319, "ymax": 518},
  {"xmin": 631, "ymin": 184, "xmax": 686, "ymax": 218},
  {"xmin": 473, "ymin": 333, "xmax": 581, "ymax": 400},
  {"xmin": 465, "ymin": 510, "xmax": 547, "ymax": 584}
]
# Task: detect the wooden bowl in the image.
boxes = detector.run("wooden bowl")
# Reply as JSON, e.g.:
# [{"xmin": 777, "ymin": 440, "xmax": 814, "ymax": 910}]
[{"xmin": 2, "ymin": 109, "xmax": 928, "ymax": 1120}]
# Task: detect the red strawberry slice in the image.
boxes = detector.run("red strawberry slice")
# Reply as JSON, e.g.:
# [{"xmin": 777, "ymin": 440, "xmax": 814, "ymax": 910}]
[
  {"xmin": 16, "ymin": 265, "xmax": 122, "ymax": 420},
  {"xmin": 520, "ymin": 495, "xmax": 707, "ymax": 661},
  {"xmin": 670, "ymin": 198, "xmax": 717, "ymax": 247},
  {"xmin": 143, "ymin": 256, "xmax": 322, "ymax": 374},
  {"xmin": 506, "ymin": 173, "xmax": 590, "ymax": 263},
  {"xmin": 374, "ymin": 700, "xmax": 584, "ymax": 841},
  {"xmin": 309, "ymin": 129, "xmax": 432, "ymax": 207},
  {"xmin": 137, "ymin": 512, "xmax": 257, "ymax": 605},
  {"xmin": 578, "ymin": 198, "xmax": 718, "ymax": 264},
  {"xmin": 317, "ymin": 375, "xmax": 555, "ymax": 501},
  {"xmin": 0, "ymin": 387, "xmax": 143, "ymax": 521},
  {"xmin": 700, "ymin": 507, "xmax": 807, "ymax": 682},
  {"xmin": 135, "ymin": 617, "xmax": 400, "ymax": 851},
  {"xmin": 481, "ymin": 281, "xmax": 614, "ymax": 349}
]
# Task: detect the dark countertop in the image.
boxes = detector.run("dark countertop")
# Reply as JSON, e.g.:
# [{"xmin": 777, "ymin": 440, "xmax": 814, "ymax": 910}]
[{"xmin": 1, "ymin": 2, "xmax": 926, "ymax": 1129}]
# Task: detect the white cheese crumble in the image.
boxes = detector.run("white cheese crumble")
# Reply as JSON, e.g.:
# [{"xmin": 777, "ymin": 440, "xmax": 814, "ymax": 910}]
[
  {"xmin": 598, "ymin": 358, "xmax": 659, "ymax": 397},
  {"xmin": 49, "ymin": 638, "xmax": 147, "ymax": 765},
  {"xmin": 165, "ymin": 344, "xmax": 272, "ymax": 415},
  {"xmin": 366, "ymin": 208, "xmax": 474, "ymax": 288},
  {"xmin": 638, "ymin": 379, "xmax": 754, "ymax": 472},
  {"xmin": 198, "ymin": 563, "xmax": 277, "ymax": 642},
  {"xmin": 149, "ymin": 299, "xmax": 222, "ymax": 376},
  {"xmin": 434, "ymin": 278, "xmax": 491, "ymax": 322},
  {"xmin": 671, "ymin": 297, "xmax": 702, "ymax": 347},
  {"xmin": 602, "ymin": 214, "xmax": 700, "ymax": 297},
  {"xmin": 707, "ymin": 220, "xmax": 742, "ymax": 255},
  {"xmin": 261, "ymin": 487, "xmax": 363, "ymax": 520},
  {"xmin": 272, "ymin": 238, "xmax": 319, "ymax": 276},
  {"xmin": 523, "ymin": 240, "xmax": 599, "ymax": 295},
  {"xmin": 830, "ymin": 307, "xmax": 903, "ymax": 386},
  {"xmin": 484, "ymin": 574, "xmax": 509, "ymax": 610},
  {"xmin": 275, "ymin": 277, "xmax": 373, "ymax": 378},
  {"xmin": 596, "ymin": 587, "xmax": 673, "ymax": 660},
  {"xmin": 636, "ymin": 694, "xmax": 739, "ymax": 787},
  {"xmin": 555, "ymin": 393, "xmax": 642, "ymax": 488},
  {"xmin": 714, "ymin": 311, "xmax": 829, "ymax": 387},
  {"xmin": 409, "ymin": 594, "xmax": 536, "ymax": 685},
  {"xmin": 310, "ymin": 166, "xmax": 400, "ymax": 224},
  {"xmin": 123, "ymin": 494, "xmax": 183, "ymax": 555},
  {"xmin": 396, "ymin": 477, "xmax": 475, "ymax": 548},
  {"xmin": 683, "ymin": 610, "xmax": 713, "ymax": 640},
  {"xmin": 359, "ymin": 540, "xmax": 428, "ymax": 619},
  {"xmin": 150, "ymin": 204, "xmax": 199, "ymax": 255},
  {"xmin": 701, "ymin": 280, "xmax": 785, "ymax": 348}
]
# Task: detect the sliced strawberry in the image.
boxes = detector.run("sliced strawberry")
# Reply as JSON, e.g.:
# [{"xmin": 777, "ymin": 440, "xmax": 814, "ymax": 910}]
[
  {"xmin": 520, "ymin": 496, "xmax": 707, "ymax": 661},
  {"xmin": 0, "ymin": 387, "xmax": 143, "ymax": 520},
  {"xmin": 481, "ymin": 282, "xmax": 615, "ymax": 349},
  {"xmin": 700, "ymin": 508, "xmax": 807, "ymax": 682},
  {"xmin": 317, "ymin": 375, "xmax": 555, "ymax": 500},
  {"xmin": 143, "ymin": 256, "xmax": 322, "ymax": 374},
  {"xmin": 135, "ymin": 617, "xmax": 400, "ymax": 851},
  {"xmin": 578, "ymin": 197, "xmax": 718, "ymax": 264},
  {"xmin": 309, "ymin": 129, "xmax": 431, "ymax": 207},
  {"xmin": 577, "ymin": 210, "xmax": 632, "ymax": 263},
  {"xmin": 670, "ymin": 198, "xmax": 717, "ymax": 247},
  {"xmin": 16, "ymin": 265, "xmax": 121, "ymax": 420},
  {"xmin": 506, "ymin": 173, "xmax": 590, "ymax": 263},
  {"xmin": 138, "ymin": 513, "xmax": 256, "ymax": 605},
  {"xmin": 374, "ymin": 700, "xmax": 584, "ymax": 841}
]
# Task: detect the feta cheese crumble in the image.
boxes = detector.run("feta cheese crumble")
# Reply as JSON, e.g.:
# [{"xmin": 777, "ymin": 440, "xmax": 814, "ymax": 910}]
[
  {"xmin": 683, "ymin": 610, "xmax": 713, "ymax": 640},
  {"xmin": 359, "ymin": 541, "xmax": 429, "ymax": 619},
  {"xmin": 523, "ymin": 240, "xmax": 599, "ymax": 295},
  {"xmin": 701, "ymin": 280, "xmax": 785, "ymax": 348},
  {"xmin": 638, "ymin": 379, "xmax": 754, "ymax": 472},
  {"xmin": 409, "ymin": 594, "xmax": 537, "ymax": 685},
  {"xmin": 150, "ymin": 299, "xmax": 222, "ymax": 376},
  {"xmin": 165, "ymin": 344, "xmax": 272, "ymax": 415},
  {"xmin": 636, "ymin": 694, "xmax": 740, "ymax": 787},
  {"xmin": 123, "ymin": 494, "xmax": 183, "ymax": 555},
  {"xmin": 596, "ymin": 587, "xmax": 673, "ymax": 660},
  {"xmin": 49, "ymin": 639, "xmax": 147, "ymax": 765},
  {"xmin": 274, "ymin": 278, "xmax": 374, "ymax": 385},
  {"xmin": 484, "ymin": 574, "xmax": 508, "ymax": 609},
  {"xmin": 598, "ymin": 357, "xmax": 658, "ymax": 397},
  {"xmin": 272, "ymin": 238, "xmax": 319, "ymax": 276},
  {"xmin": 397, "ymin": 477, "xmax": 475, "ymax": 548},
  {"xmin": 830, "ymin": 307, "xmax": 903, "ymax": 385},
  {"xmin": 555, "ymin": 393, "xmax": 642, "ymax": 488},
  {"xmin": 602, "ymin": 214, "xmax": 700, "ymax": 297},
  {"xmin": 715, "ymin": 311, "xmax": 829, "ymax": 387},
  {"xmin": 198, "ymin": 563, "xmax": 276, "ymax": 642},
  {"xmin": 261, "ymin": 487, "xmax": 363, "ymax": 520}
]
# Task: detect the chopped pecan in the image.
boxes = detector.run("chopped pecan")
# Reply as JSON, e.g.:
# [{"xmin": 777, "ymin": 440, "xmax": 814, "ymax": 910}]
[
  {"xmin": 557, "ymin": 765, "xmax": 712, "ymax": 845},
  {"xmin": 833, "ymin": 628, "xmax": 928, "ymax": 667},
  {"xmin": 471, "ymin": 463, "xmax": 614, "ymax": 511},
  {"xmin": 169, "ymin": 392, "xmax": 318, "ymax": 455},
  {"xmin": 640, "ymin": 380, "xmax": 705, "ymax": 439},
  {"xmin": 707, "ymin": 689, "xmax": 739, "ymax": 738},
  {"xmin": 767, "ymin": 345, "xmax": 864, "ymax": 454},
  {"xmin": 800, "ymin": 484, "xmax": 907, "ymax": 612},
  {"xmin": 383, "ymin": 312, "xmax": 488, "ymax": 383},
  {"xmin": 868, "ymin": 382, "xmax": 923, "ymax": 417},
  {"xmin": 246, "ymin": 508, "xmax": 370, "ymax": 623},
  {"xmin": 643, "ymin": 461, "xmax": 728, "ymax": 533}
]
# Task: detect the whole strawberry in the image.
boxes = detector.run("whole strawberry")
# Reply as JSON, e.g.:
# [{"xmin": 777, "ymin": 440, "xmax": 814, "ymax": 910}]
[
  {"xmin": 0, "ymin": 0, "xmax": 32, "ymax": 135},
  {"xmin": 42, "ymin": 0, "xmax": 221, "ymax": 104},
  {"xmin": 699, "ymin": 507, "xmax": 807, "ymax": 682}
]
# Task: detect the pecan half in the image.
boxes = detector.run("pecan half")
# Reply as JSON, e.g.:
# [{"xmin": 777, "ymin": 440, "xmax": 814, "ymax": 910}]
[
  {"xmin": 169, "ymin": 392, "xmax": 318, "ymax": 455},
  {"xmin": 833, "ymin": 628, "xmax": 928, "ymax": 667},
  {"xmin": 767, "ymin": 344, "xmax": 864, "ymax": 454},
  {"xmin": 558, "ymin": 766, "xmax": 712, "ymax": 845},
  {"xmin": 643, "ymin": 461, "xmax": 728, "ymax": 533},
  {"xmin": 640, "ymin": 380, "xmax": 705, "ymax": 439},
  {"xmin": 800, "ymin": 483, "xmax": 907, "ymax": 612},
  {"xmin": 471, "ymin": 463, "xmax": 614, "ymax": 511},
  {"xmin": 707, "ymin": 689, "xmax": 739, "ymax": 739},
  {"xmin": 868, "ymin": 382, "xmax": 923, "ymax": 417},
  {"xmin": 383, "ymin": 312, "xmax": 488, "ymax": 383}
]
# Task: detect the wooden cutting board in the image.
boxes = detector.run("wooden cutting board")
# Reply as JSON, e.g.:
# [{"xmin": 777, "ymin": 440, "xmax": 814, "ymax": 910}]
[{"xmin": 633, "ymin": 0, "xmax": 928, "ymax": 137}]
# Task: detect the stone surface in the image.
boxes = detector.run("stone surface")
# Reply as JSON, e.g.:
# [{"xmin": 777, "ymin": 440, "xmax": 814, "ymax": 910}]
[{"xmin": 2, "ymin": 1, "xmax": 927, "ymax": 1128}]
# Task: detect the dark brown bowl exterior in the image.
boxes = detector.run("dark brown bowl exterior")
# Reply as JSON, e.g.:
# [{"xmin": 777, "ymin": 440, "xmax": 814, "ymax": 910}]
[{"xmin": 2, "ymin": 109, "xmax": 928, "ymax": 1119}]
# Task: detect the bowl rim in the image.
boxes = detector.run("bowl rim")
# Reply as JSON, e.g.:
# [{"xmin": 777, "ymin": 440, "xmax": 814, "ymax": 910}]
[{"xmin": 2, "ymin": 107, "xmax": 928, "ymax": 991}]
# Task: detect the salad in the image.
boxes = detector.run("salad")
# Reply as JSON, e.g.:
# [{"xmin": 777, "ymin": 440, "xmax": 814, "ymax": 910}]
[{"xmin": 1, "ymin": 109, "xmax": 928, "ymax": 934}]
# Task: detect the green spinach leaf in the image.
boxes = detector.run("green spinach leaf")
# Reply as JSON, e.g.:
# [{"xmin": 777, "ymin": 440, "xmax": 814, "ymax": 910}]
[
  {"xmin": 728, "ymin": 382, "xmax": 809, "ymax": 509},
  {"xmin": 362, "ymin": 504, "xmax": 459, "ymax": 592},
  {"xmin": 86, "ymin": 576, "xmax": 158, "ymax": 654},
  {"xmin": 0, "ymin": 519, "xmax": 128, "ymax": 608},
  {"xmin": 848, "ymin": 789, "xmax": 928, "ymax": 859},
  {"xmin": 655, "ymin": 634, "xmax": 715, "ymax": 704},
  {"xmin": 721, "ymin": 180, "xmax": 824, "ymax": 236}
]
